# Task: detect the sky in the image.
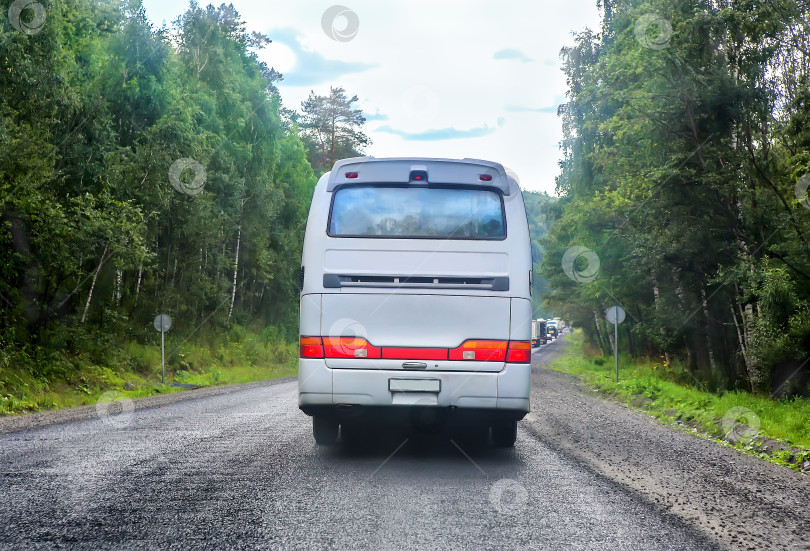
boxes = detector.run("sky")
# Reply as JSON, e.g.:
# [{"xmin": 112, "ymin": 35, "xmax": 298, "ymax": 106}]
[{"xmin": 141, "ymin": 0, "xmax": 603, "ymax": 194}]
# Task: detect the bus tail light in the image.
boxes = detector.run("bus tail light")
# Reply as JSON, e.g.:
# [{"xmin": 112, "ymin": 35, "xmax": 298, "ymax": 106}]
[
  {"xmin": 506, "ymin": 341, "xmax": 532, "ymax": 363},
  {"xmin": 323, "ymin": 337, "xmax": 382, "ymax": 359},
  {"xmin": 300, "ymin": 337, "xmax": 324, "ymax": 358},
  {"xmin": 305, "ymin": 337, "xmax": 530, "ymax": 362},
  {"xmin": 449, "ymin": 340, "xmax": 508, "ymax": 361}
]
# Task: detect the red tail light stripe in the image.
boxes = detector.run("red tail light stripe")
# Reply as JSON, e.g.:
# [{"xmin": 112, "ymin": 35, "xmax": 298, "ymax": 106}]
[
  {"xmin": 382, "ymin": 347, "xmax": 448, "ymax": 360},
  {"xmin": 301, "ymin": 337, "xmax": 533, "ymax": 362}
]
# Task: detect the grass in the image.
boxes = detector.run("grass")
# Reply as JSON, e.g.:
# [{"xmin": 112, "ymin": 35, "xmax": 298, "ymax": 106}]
[
  {"xmin": 551, "ymin": 330, "xmax": 810, "ymax": 471},
  {"xmin": 0, "ymin": 325, "xmax": 298, "ymax": 415}
]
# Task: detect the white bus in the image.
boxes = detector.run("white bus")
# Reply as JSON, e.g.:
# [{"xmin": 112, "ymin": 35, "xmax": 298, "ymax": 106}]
[{"xmin": 298, "ymin": 157, "xmax": 532, "ymax": 447}]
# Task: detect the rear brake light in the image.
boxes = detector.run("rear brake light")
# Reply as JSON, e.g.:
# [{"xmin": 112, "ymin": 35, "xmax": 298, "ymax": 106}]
[
  {"xmin": 345, "ymin": 171, "xmax": 359, "ymax": 178},
  {"xmin": 479, "ymin": 174, "xmax": 493, "ymax": 181},
  {"xmin": 300, "ymin": 336, "xmax": 324, "ymax": 358},
  {"xmin": 307, "ymin": 337, "xmax": 529, "ymax": 362},
  {"xmin": 506, "ymin": 341, "xmax": 531, "ymax": 363},
  {"xmin": 449, "ymin": 340, "xmax": 508, "ymax": 361},
  {"xmin": 323, "ymin": 337, "xmax": 381, "ymax": 359},
  {"xmin": 410, "ymin": 169, "xmax": 428, "ymax": 181}
]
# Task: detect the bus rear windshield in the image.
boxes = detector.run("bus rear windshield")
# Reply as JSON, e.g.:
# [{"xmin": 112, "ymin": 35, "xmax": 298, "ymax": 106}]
[{"xmin": 328, "ymin": 186, "xmax": 505, "ymax": 239}]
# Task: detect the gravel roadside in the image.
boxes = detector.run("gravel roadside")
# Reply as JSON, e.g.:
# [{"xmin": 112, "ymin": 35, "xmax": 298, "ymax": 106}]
[
  {"xmin": 0, "ymin": 376, "xmax": 295, "ymax": 434},
  {"xmin": 529, "ymin": 339, "xmax": 810, "ymax": 551}
]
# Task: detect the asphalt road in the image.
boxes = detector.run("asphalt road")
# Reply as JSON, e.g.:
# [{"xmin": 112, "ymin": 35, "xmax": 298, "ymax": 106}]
[{"xmin": 1, "ymin": 335, "xmax": 808, "ymax": 550}]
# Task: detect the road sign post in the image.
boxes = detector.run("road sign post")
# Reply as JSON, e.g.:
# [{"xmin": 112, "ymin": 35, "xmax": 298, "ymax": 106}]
[
  {"xmin": 605, "ymin": 306, "xmax": 626, "ymax": 382},
  {"xmin": 153, "ymin": 314, "xmax": 172, "ymax": 384}
]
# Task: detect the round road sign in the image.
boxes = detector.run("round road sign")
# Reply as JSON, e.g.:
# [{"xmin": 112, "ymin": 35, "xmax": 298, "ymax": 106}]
[
  {"xmin": 153, "ymin": 314, "xmax": 172, "ymax": 332},
  {"xmin": 605, "ymin": 306, "xmax": 626, "ymax": 325}
]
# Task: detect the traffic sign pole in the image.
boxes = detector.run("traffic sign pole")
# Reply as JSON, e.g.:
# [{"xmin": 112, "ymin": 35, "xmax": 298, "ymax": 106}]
[
  {"xmin": 614, "ymin": 318, "xmax": 618, "ymax": 383},
  {"xmin": 153, "ymin": 314, "xmax": 172, "ymax": 385}
]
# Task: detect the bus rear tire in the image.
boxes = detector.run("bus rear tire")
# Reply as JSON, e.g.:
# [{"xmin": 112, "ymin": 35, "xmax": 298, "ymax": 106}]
[
  {"xmin": 313, "ymin": 416, "xmax": 339, "ymax": 445},
  {"xmin": 491, "ymin": 420, "xmax": 517, "ymax": 447}
]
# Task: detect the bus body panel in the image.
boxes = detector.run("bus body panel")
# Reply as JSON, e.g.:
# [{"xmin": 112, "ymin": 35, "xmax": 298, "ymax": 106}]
[{"xmin": 298, "ymin": 157, "xmax": 532, "ymax": 426}]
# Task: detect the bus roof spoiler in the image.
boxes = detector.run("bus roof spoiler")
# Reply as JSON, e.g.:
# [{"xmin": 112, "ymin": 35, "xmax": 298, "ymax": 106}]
[{"xmin": 326, "ymin": 157, "xmax": 515, "ymax": 195}]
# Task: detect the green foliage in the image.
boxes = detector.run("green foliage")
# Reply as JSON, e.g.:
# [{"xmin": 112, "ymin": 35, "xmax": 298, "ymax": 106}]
[
  {"xmin": 0, "ymin": 324, "xmax": 297, "ymax": 414},
  {"xmin": 523, "ymin": 191, "xmax": 556, "ymax": 318},
  {"xmin": 544, "ymin": 0, "xmax": 810, "ymax": 393},
  {"xmin": 299, "ymin": 86, "xmax": 370, "ymax": 174},
  {"xmin": 554, "ymin": 331, "xmax": 810, "ymax": 468},
  {"xmin": 0, "ymin": 0, "xmax": 356, "ymax": 407}
]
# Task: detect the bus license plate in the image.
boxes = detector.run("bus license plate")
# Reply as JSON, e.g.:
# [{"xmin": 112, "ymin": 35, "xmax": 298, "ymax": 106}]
[{"xmin": 388, "ymin": 378, "xmax": 441, "ymax": 393}]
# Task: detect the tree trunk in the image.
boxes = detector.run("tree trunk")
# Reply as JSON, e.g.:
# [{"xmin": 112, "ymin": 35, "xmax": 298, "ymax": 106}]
[
  {"xmin": 115, "ymin": 269, "xmax": 122, "ymax": 306},
  {"xmin": 742, "ymin": 303, "xmax": 763, "ymax": 391},
  {"xmin": 227, "ymin": 221, "xmax": 242, "ymax": 325},
  {"xmin": 165, "ymin": 238, "xmax": 171, "ymax": 287},
  {"xmin": 81, "ymin": 244, "xmax": 108, "ymax": 324},
  {"xmin": 653, "ymin": 279, "xmax": 671, "ymax": 366},
  {"xmin": 730, "ymin": 303, "xmax": 751, "ymax": 390},
  {"xmin": 592, "ymin": 310, "xmax": 606, "ymax": 354},
  {"xmin": 134, "ymin": 261, "xmax": 143, "ymax": 306},
  {"xmin": 700, "ymin": 284, "xmax": 717, "ymax": 374},
  {"xmin": 171, "ymin": 257, "xmax": 178, "ymax": 288}
]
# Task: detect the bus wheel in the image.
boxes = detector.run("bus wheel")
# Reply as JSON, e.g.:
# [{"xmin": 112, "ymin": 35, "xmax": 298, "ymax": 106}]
[
  {"xmin": 313, "ymin": 416, "xmax": 339, "ymax": 445},
  {"xmin": 491, "ymin": 420, "xmax": 517, "ymax": 447}
]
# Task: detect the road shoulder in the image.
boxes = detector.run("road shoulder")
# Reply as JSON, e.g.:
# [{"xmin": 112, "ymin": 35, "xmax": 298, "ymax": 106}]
[
  {"xmin": 0, "ymin": 376, "xmax": 296, "ymax": 434},
  {"xmin": 528, "ymin": 340, "xmax": 810, "ymax": 551}
]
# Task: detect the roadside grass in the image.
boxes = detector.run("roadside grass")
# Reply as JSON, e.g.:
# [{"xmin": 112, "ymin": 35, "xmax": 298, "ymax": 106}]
[
  {"xmin": 0, "ymin": 325, "xmax": 298, "ymax": 416},
  {"xmin": 551, "ymin": 330, "xmax": 810, "ymax": 471}
]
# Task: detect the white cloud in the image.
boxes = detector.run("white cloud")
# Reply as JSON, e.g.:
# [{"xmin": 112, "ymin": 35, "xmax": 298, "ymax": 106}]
[{"xmin": 141, "ymin": 0, "xmax": 602, "ymax": 193}]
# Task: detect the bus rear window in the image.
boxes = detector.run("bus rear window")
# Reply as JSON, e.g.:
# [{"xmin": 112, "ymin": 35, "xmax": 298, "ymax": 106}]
[{"xmin": 328, "ymin": 186, "xmax": 505, "ymax": 239}]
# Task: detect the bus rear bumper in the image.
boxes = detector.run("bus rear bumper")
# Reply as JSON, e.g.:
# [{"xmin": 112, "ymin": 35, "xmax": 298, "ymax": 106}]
[{"xmin": 298, "ymin": 359, "xmax": 530, "ymax": 417}]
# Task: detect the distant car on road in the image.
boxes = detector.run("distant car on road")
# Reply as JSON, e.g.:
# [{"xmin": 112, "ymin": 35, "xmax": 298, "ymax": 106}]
[{"xmin": 298, "ymin": 157, "xmax": 532, "ymax": 447}]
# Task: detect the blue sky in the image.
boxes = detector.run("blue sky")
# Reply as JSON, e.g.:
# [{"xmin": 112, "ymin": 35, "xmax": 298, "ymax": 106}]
[{"xmin": 141, "ymin": 1, "xmax": 602, "ymax": 193}]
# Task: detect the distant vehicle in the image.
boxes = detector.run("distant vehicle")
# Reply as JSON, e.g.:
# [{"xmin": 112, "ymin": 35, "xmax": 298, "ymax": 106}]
[
  {"xmin": 547, "ymin": 320, "xmax": 558, "ymax": 339},
  {"xmin": 298, "ymin": 157, "xmax": 532, "ymax": 447},
  {"xmin": 532, "ymin": 319, "xmax": 547, "ymax": 346}
]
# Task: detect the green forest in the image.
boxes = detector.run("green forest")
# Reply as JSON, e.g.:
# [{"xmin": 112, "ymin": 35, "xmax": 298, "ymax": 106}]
[
  {"xmin": 0, "ymin": 0, "xmax": 377, "ymax": 411},
  {"xmin": 542, "ymin": 0, "xmax": 810, "ymax": 395},
  {"xmin": 5, "ymin": 0, "xmax": 808, "ymax": 412},
  {"xmin": 524, "ymin": 190, "xmax": 555, "ymax": 319}
]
